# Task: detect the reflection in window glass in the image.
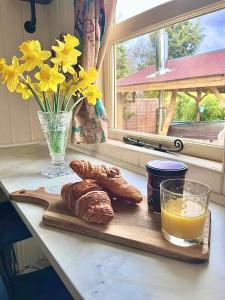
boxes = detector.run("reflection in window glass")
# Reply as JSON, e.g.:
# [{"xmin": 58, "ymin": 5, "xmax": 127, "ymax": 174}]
[
  {"xmin": 115, "ymin": 9, "xmax": 225, "ymax": 145},
  {"xmin": 116, "ymin": 0, "xmax": 172, "ymax": 23}
]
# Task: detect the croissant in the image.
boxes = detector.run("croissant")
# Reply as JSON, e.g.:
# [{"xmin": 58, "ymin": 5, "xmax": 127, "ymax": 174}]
[
  {"xmin": 69, "ymin": 160, "xmax": 143, "ymax": 204},
  {"xmin": 61, "ymin": 179, "xmax": 114, "ymax": 224}
]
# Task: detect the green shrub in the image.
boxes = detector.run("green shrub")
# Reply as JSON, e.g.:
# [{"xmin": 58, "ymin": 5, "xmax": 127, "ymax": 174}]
[
  {"xmin": 201, "ymin": 95, "xmax": 225, "ymax": 121},
  {"xmin": 173, "ymin": 92, "xmax": 225, "ymax": 121},
  {"xmin": 173, "ymin": 93, "xmax": 196, "ymax": 121}
]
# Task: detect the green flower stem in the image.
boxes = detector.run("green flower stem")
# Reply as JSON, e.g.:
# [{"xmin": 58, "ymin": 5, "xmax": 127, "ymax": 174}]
[
  {"xmin": 54, "ymin": 85, "xmax": 60, "ymax": 114},
  {"xmin": 63, "ymin": 81, "xmax": 82, "ymax": 111},
  {"xmin": 44, "ymin": 112, "xmax": 71, "ymax": 155},
  {"xmin": 43, "ymin": 92, "xmax": 51, "ymax": 112},
  {"xmin": 23, "ymin": 80, "xmax": 87, "ymax": 114},
  {"xmin": 63, "ymin": 95, "xmax": 72, "ymax": 112},
  {"xmin": 57, "ymin": 85, "xmax": 61, "ymax": 113},
  {"xmin": 64, "ymin": 92, "xmax": 83, "ymax": 112},
  {"xmin": 61, "ymin": 95, "xmax": 66, "ymax": 111},
  {"xmin": 51, "ymin": 130, "xmax": 61, "ymax": 154},
  {"xmin": 42, "ymin": 93, "xmax": 48, "ymax": 111},
  {"xmin": 68, "ymin": 96, "xmax": 85, "ymax": 112},
  {"xmin": 53, "ymin": 92, "xmax": 57, "ymax": 113},
  {"xmin": 47, "ymin": 115, "xmax": 60, "ymax": 154},
  {"xmin": 25, "ymin": 83, "xmax": 46, "ymax": 112}
]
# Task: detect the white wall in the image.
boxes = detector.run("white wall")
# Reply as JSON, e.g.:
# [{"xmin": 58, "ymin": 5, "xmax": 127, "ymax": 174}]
[{"xmin": 0, "ymin": 0, "xmax": 75, "ymax": 146}]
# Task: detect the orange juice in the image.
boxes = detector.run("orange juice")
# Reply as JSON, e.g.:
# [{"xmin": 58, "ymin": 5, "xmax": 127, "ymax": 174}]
[{"xmin": 161, "ymin": 198, "xmax": 207, "ymax": 240}]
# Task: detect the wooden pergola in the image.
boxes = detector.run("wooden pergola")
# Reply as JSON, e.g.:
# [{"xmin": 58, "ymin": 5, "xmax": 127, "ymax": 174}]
[{"xmin": 117, "ymin": 49, "xmax": 225, "ymax": 135}]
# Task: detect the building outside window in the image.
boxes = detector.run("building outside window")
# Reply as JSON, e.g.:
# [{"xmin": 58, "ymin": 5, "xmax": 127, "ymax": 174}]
[{"xmin": 105, "ymin": 0, "xmax": 225, "ymax": 162}]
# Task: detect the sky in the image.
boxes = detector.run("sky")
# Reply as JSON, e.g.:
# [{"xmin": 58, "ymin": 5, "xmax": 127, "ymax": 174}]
[
  {"xmin": 116, "ymin": 0, "xmax": 171, "ymax": 22},
  {"xmin": 198, "ymin": 9, "xmax": 225, "ymax": 53},
  {"xmin": 116, "ymin": 0, "xmax": 225, "ymax": 54}
]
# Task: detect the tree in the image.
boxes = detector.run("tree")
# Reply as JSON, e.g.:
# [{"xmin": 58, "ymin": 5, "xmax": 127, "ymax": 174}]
[
  {"xmin": 167, "ymin": 20, "xmax": 204, "ymax": 59},
  {"xmin": 126, "ymin": 37, "xmax": 153, "ymax": 72},
  {"xmin": 116, "ymin": 43, "xmax": 129, "ymax": 79},
  {"xmin": 126, "ymin": 20, "xmax": 204, "ymax": 73}
]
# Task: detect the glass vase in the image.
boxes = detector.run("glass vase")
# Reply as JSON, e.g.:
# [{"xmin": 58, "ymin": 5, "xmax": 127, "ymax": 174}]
[{"xmin": 38, "ymin": 111, "xmax": 72, "ymax": 178}]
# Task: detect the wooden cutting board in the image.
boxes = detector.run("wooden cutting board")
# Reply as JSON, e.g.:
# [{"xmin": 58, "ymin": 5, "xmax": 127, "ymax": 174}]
[{"xmin": 10, "ymin": 187, "xmax": 211, "ymax": 263}]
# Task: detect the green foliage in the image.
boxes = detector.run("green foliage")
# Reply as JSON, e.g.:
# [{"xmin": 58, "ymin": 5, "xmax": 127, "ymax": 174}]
[
  {"xmin": 116, "ymin": 43, "xmax": 129, "ymax": 79},
  {"xmin": 201, "ymin": 95, "xmax": 225, "ymax": 121},
  {"xmin": 173, "ymin": 93, "xmax": 225, "ymax": 121},
  {"xmin": 167, "ymin": 20, "xmax": 204, "ymax": 59},
  {"xmin": 148, "ymin": 20, "xmax": 204, "ymax": 64},
  {"xmin": 173, "ymin": 93, "xmax": 196, "ymax": 121}
]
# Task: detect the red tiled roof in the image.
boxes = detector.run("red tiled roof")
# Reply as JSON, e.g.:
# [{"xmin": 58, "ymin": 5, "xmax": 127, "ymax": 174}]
[{"xmin": 117, "ymin": 49, "xmax": 225, "ymax": 87}]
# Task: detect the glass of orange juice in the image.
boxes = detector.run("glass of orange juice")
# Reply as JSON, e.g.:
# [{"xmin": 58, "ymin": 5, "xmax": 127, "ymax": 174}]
[{"xmin": 160, "ymin": 179, "xmax": 210, "ymax": 247}]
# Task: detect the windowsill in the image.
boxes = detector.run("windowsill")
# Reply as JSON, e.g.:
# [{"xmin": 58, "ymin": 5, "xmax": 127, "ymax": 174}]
[
  {"xmin": 69, "ymin": 139, "xmax": 222, "ymax": 173},
  {"xmin": 1, "ymin": 140, "xmax": 223, "ymax": 204},
  {"xmin": 69, "ymin": 139, "xmax": 225, "ymax": 205}
]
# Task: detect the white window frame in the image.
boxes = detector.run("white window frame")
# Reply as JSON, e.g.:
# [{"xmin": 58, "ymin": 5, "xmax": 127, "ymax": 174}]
[{"xmin": 104, "ymin": 0, "xmax": 225, "ymax": 162}]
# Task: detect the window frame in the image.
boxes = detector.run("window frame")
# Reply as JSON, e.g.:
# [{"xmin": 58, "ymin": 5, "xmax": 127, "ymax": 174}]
[{"xmin": 104, "ymin": 0, "xmax": 225, "ymax": 162}]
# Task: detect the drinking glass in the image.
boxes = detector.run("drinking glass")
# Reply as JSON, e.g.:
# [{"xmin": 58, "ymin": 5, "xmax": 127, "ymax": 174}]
[{"xmin": 160, "ymin": 179, "xmax": 210, "ymax": 247}]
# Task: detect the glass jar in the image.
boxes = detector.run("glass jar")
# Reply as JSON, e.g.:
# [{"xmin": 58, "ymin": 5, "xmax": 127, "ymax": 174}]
[{"xmin": 145, "ymin": 160, "xmax": 188, "ymax": 213}]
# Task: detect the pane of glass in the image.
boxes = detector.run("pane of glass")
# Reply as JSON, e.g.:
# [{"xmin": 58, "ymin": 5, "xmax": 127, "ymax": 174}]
[
  {"xmin": 116, "ymin": 0, "xmax": 172, "ymax": 23},
  {"xmin": 115, "ymin": 8, "xmax": 225, "ymax": 146}
]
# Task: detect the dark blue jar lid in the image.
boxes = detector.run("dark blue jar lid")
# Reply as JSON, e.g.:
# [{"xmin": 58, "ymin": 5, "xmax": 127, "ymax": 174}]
[{"xmin": 145, "ymin": 160, "xmax": 188, "ymax": 176}]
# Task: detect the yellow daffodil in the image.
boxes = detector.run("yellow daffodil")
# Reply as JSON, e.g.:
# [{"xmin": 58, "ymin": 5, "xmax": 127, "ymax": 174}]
[
  {"xmin": 64, "ymin": 34, "xmax": 79, "ymax": 48},
  {"xmin": 82, "ymin": 83, "xmax": 102, "ymax": 105},
  {"xmin": 72, "ymin": 72, "xmax": 79, "ymax": 83},
  {"xmin": 16, "ymin": 76, "xmax": 33, "ymax": 100},
  {"xmin": 79, "ymin": 66, "xmax": 97, "ymax": 87},
  {"xmin": 73, "ymin": 67, "xmax": 98, "ymax": 93},
  {"xmin": 60, "ymin": 80, "xmax": 74, "ymax": 96},
  {"xmin": 35, "ymin": 64, "xmax": 65, "ymax": 92},
  {"xmin": 19, "ymin": 40, "xmax": 51, "ymax": 71},
  {"xmin": 32, "ymin": 83, "xmax": 43, "ymax": 100},
  {"xmin": 0, "ymin": 58, "xmax": 6, "ymax": 73},
  {"xmin": 51, "ymin": 34, "xmax": 81, "ymax": 74},
  {"xmin": 61, "ymin": 73, "xmax": 83, "ymax": 97},
  {"xmin": 1, "ymin": 56, "xmax": 22, "ymax": 92},
  {"xmin": 70, "ymin": 72, "xmax": 85, "ymax": 92},
  {"xmin": 0, "ymin": 36, "xmax": 102, "ymax": 112}
]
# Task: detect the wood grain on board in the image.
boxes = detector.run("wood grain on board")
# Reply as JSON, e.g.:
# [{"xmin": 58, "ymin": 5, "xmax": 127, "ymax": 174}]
[{"xmin": 10, "ymin": 187, "xmax": 211, "ymax": 263}]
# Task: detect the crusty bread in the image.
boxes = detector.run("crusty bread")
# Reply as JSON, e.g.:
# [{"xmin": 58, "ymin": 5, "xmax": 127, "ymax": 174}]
[
  {"xmin": 61, "ymin": 179, "xmax": 114, "ymax": 224},
  {"xmin": 70, "ymin": 160, "xmax": 143, "ymax": 204}
]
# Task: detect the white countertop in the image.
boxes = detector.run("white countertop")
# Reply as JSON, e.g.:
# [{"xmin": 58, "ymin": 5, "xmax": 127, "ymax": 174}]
[{"xmin": 0, "ymin": 144, "xmax": 225, "ymax": 300}]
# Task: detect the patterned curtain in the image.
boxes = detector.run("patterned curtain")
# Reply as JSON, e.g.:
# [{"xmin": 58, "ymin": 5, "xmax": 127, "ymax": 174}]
[{"xmin": 72, "ymin": 0, "xmax": 116, "ymax": 144}]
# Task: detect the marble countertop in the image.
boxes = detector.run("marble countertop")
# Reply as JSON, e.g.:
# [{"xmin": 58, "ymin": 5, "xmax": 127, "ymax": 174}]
[{"xmin": 0, "ymin": 144, "xmax": 225, "ymax": 300}]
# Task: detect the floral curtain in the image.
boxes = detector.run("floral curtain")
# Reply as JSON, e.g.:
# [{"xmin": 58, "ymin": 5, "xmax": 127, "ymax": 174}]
[{"xmin": 72, "ymin": 0, "xmax": 116, "ymax": 144}]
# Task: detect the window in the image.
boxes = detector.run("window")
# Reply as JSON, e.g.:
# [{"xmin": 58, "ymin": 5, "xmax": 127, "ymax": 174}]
[
  {"xmin": 104, "ymin": 0, "xmax": 225, "ymax": 161},
  {"xmin": 116, "ymin": 0, "xmax": 171, "ymax": 23}
]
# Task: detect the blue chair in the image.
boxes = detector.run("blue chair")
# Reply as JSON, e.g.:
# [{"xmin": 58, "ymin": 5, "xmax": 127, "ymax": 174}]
[
  {"xmin": 0, "ymin": 201, "xmax": 32, "ymax": 250},
  {"xmin": 0, "ymin": 266, "xmax": 73, "ymax": 300},
  {"xmin": 0, "ymin": 201, "xmax": 32, "ymax": 280},
  {"xmin": 0, "ymin": 274, "xmax": 9, "ymax": 300}
]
